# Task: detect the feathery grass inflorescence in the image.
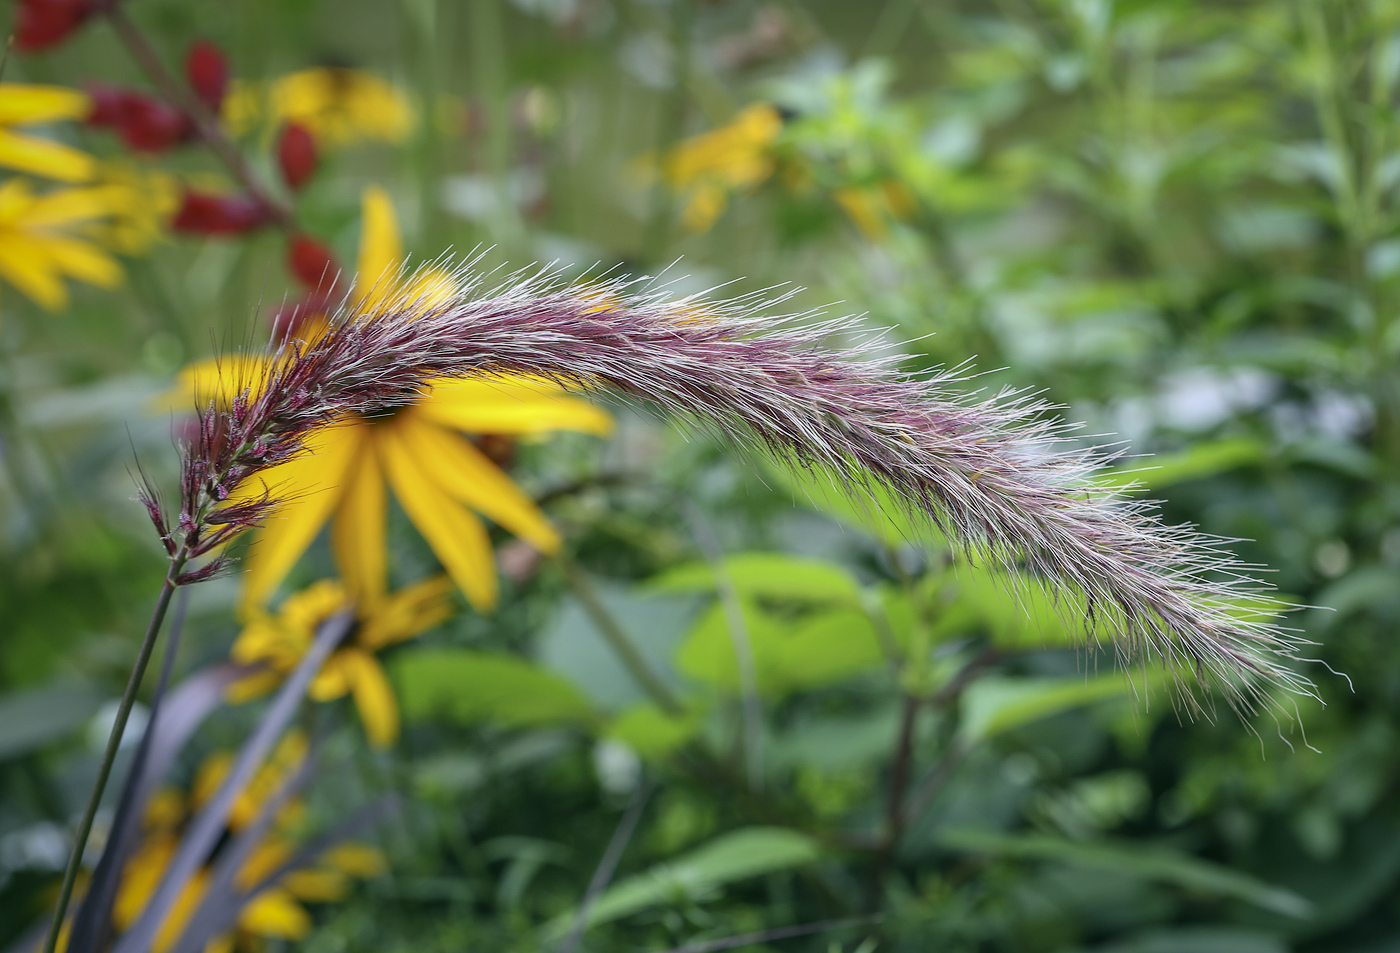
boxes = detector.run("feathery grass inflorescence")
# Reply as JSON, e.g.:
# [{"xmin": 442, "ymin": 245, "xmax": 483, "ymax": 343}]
[{"xmin": 154, "ymin": 264, "xmax": 1311, "ymax": 706}]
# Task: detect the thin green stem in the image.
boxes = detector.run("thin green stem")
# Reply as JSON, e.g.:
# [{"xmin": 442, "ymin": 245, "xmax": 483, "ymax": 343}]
[
  {"xmin": 42, "ymin": 554, "xmax": 188, "ymax": 953},
  {"xmin": 554, "ymin": 552, "xmax": 683, "ymax": 715}
]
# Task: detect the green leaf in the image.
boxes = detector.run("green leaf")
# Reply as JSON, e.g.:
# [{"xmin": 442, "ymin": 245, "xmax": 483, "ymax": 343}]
[
  {"xmin": 0, "ymin": 682, "xmax": 104, "ymax": 761},
  {"xmin": 1100, "ymin": 438, "xmax": 1267, "ymax": 491},
  {"xmin": 605, "ymin": 704, "xmax": 704, "ymax": 758},
  {"xmin": 393, "ymin": 649, "xmax": 596, "ymax": 728},
  {"xmin": 937, "ymin": 829, "xmax": 1311, "ymax": 917},
  {"xmin": 766, "ymin": 461, "xmax": 935, "ymax": 548},
  {"xmin": 958, "ymin": 674, "xmax": 1143, "ymax": 743},
  {"xmin": 646, "ymin": 552, "xmax": 862, "ymax": 606},
  {"xmin": 542, "ymin": 827, "xmax": 822, "ymax": 937},
  {"xmin": 932, "ymin": 570, "xmax": 1091, "ymax": 649},
  {"xmin": 675, "ymin": 600, "xmax": 887, "ymax": 697}
]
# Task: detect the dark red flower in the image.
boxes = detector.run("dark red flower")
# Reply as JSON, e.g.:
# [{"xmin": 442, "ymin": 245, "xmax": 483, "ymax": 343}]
[
  {"xmin": 185, "ymin": 40, "xmax": 229, "ymax": 112},
  {"xmin": 276, "ymin": 123, "xmax": 318, "ymax": 191},
  {"xmin": 86, "ymin": 84, "xmax": 196, "ymax": 153},
  {"xmin": 287, "ymin": 235, "xmax": 340, "ymax": 291},
  {"xmin": 15, "ymin": 0, "xmax": 94, "ymax": 53},
  {"xmin": 173, "ymin": 191, "xmax": 273, "ymax": 236}
]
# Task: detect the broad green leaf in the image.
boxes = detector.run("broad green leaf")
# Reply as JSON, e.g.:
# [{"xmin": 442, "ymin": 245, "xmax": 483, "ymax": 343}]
[
  {"xmin": 938, "ymin": 829, "xmax": 1310, "ymax": 917},
  {"xmin": 606, "ymin": 704, "xmax": 704, "ymax": 758},
  {"xmin": 959, "ymin": 674, "xmax": 1143, "ymax": 743},
  {"xmin": 646, "ymin": 552, "xmax": 862, "ymax": 606},
  {"xmin": 676, "ymin": 600, "xmax": 887, "ymax": 697},
  {"xmin": 394, "ymin": 649, "xmax": 596, "ymax": 728},
  {"xmin": 1100, "ymin": 438, "xmax": 1267, "ymax": 491},
  {"xmin": 932, "ymin": 570, "xmax": 1091, "ymax": 649},
  {"xmin": 542, "ymin": 827, "xmax": 821, "ymax": 937},
  {"xmin": 766, "ymin": 460, "xmax": 933, "ymax": 548},
  {"xmin": 0, "ymin": 682, "xmax": 104, "ymax": 760}
]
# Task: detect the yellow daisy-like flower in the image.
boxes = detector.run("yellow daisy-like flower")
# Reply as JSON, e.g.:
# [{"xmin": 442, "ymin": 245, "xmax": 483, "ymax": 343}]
[
  {"xmin": 228, "ymin": 577, "xmax": 454, "ymax": 747},
  {"xmin": 0, "ymin": 83, "xmax": 95, "ymax": 183},
  {"xmin": 223, "ymin": 68, "xmax": 416, "ymax": 146},
  {"xmin": 166, "ymin": 186, "xmax": 613, "ymax": 612},
  {"xmin": 0, "ymin": 178, "xmax": 125, "ymax": 310},
  {"xmin": 81, "ymin": 162, "xmax": 180, "ymax": 255},
  {"xmin": 101, "ymin": 734, "xmax": 383, "ymax": 953},
  {"xmin": 658, "ymin": 103, "xmax": 783, "ymax": 232}
]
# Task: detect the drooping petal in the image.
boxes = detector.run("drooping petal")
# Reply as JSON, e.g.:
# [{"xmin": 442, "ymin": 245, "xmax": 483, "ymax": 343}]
[
  {"xmin": 0, "ymin": 238, "xmax": 66, "ymax": 309},
  {"xmin": 153, "ymin": 354, "xmax": 277, "ymax": 413},
  {"xmin": 338, "ymin": 648, "xmax": 400, "ymax": 746},
  {"xmin": 332, "ymin": 427, "xmax": 387, "ymax": 607},
  {"xmin": 380, "ymin": 421, "xmax": 497, "ymax": 609},
  {"xmin": 357, "ymin": 574, "xmax": 453, "ymax": 650},
  {"xmin": 416, "ymin": 374, "xmax": 614, "ymax": 437},
  {"xmin": 354, "ymin": 184, "xmax": 401, "ymax": 313},
  {"xmin": 238, "ymin": 887, "xmax": 313, "ymax": 940},
  {"xmin": 31, "ymin": 234, "xmax": 122, "ymax": 288},
  {"xmin": 0, "ymin": 84, "xmax": 92, "ymax": 125},
  {"xmin": 308, "ymin": 649, "xmax": 353, "ymax": 701},
  {"xmin": 0, "ymin": 128, "xmax": 93, "ymax": 182},
  {"xmin": 397, "ymin": 411, "xmax": 560, "ymax": 553},
  {"xmin": 239, "ymin": 424, "xmax": 361, "ymax": 611}
]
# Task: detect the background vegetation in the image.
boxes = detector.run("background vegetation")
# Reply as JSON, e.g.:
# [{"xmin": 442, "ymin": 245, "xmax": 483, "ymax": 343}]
[{"xmin": 1, "ymin": 1, "xmax": 1397, "ymax": 952}]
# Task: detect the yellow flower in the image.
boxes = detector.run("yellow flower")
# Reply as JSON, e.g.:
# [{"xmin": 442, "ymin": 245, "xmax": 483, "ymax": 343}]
[
  {"xmin": 228, "ymin": 577, "xmax": 454, "ymax": 746},
  {"xmin": 0, "ymin": 83, "xmax": 95, "ymax": 182},
  {"xmin": 167, "ymin": 186, "xmax": 613, "ymax": 612},
  {"xmin": 223, "ymin": 68, "xmax": 416, "ymax": 146},
  {"xmin": 0, "ymin": 178, "xmax": 125, "ymax": 310},
  {"xmin": 81, "ymin": 162, "xmax": 180, "ymax": 255},
  {"xmin": 832, "ymin": 179, "xmax": 917, "ymax": 241},
  {"xmin": 97, "ymin": 735, "xmax": 382, "ymax": 953},
  {"xmin": 658, "ymin": 103, "xmax": 783, "ymax": 232}
]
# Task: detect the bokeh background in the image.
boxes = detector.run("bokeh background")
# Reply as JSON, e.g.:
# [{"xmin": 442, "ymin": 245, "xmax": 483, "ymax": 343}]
[{"xmin": 2, "ymin": 1, "xmax": 1398, "ymax": 952}]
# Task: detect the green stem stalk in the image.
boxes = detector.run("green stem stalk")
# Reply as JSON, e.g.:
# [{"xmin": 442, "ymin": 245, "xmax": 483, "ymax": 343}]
[{"xmin": 42, "ymin": 555, "xmax": 187, "ymax": 953}]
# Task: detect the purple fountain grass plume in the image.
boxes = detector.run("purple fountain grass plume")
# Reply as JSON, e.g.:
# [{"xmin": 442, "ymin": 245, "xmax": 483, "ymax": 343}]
[{"xmin": 154, "ymin": 264, "xmax": 1312, "ymax": 706}]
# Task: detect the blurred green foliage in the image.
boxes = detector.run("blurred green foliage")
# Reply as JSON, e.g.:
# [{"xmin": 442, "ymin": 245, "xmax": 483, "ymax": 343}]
[{"xmin": 4, "ymin": 1, "xmax": 1400, "ymax": 952}]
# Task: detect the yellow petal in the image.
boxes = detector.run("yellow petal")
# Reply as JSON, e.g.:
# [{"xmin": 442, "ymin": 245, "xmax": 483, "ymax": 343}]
[
  {"xmin": 0, "ymin": 85, "xmax": 92, "ymax": 125},
  {"xmin": 280, "ymin": 868, "xmax": 350, "ymax": 901},
  {"xmin": 380, "ymin": 422, "xmax": 497, "ymax": 609},
  {"xmin": 238, "ymin": 888, "xmax": 312, "ymax": 940},
  {"xmin": 226, "ymin": 669, "xmax": 283, "ymax": 704},
  {"xmin": 239, "ymin": 424, "xmax": 361, "ymax": 612},
  {"xmin": 308, "ymin": 650, "xmax": 353, "ymax": 701},
  {"xmin": 322, "ymin": 842, "xmax": 386, "ymax": 877},
  {"xmin": 331, "ymin": 428, "xmax": 387, "ymax": 607},
  {"xmin": 0, "ymin": 237, "xmax": 66, "ymax": 309},
  {"xmin": 396, "ymin": 411, "xmax": 561, "ymax": 553},
  {"xmin": 416, "ymin": 375, "xmax": 614, "ymax": 437},
  {"xmin": 357, "ymin": 574, "xmax": 453, "ymax": 650},
  {"xmin": 0, "ymin": 129, "xmax": 93, "ymax": 182},
  {"xmin": 340, "ymin": 648, "xmax": 400, "ymax": 746},
  {"xmin": 32, "ymin": 234, "xmax": 122, "ymax": 288},
  {"xmin": 355, "ymin": 184, "xmax": 402, "ymax": 313},
  {"xmin": 154, "ymin": 355, "xmax": 276, "ymax": 414},
  {"xmin": 25, "ymin": 184, "xmax": 128, "ymax": 225}
]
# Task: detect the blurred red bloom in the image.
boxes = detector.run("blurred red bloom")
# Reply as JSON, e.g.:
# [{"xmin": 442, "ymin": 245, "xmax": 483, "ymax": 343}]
[
  {"xmin": 287, "ymin": 234, "xmax": 340, "ymax": 291},
  {"xmin": 185, "ymin": 40, "xmax": 230, "ymax": 112},
  {"xmin": 173, "ymin": 191, "xmax": 272, "ymax": 235},
  {"xmin": 277, "ymin": 123, "xmax": 318, "ymax": 191},
  {"xmin": 15, "ymin": 0, "xmax": 95, "ymax": 53},
  {"xmin": 86, "ymin": 85, "xmax": 196, "ymax": 153}
]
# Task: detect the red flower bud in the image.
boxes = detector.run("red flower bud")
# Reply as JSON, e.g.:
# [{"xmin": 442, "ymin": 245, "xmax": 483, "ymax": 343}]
[
  {"xmin": 185, "ymin": 40, "xmax": 230, "ymax": 112},
  {"xmin": 85, "ymin": 84, "xmax": 196, "ymax": 153},
  {"xmin": 15, "ymin": 0, "xmax": 93, "ymax": 53},
  {"xmin": 276, "ymin": 124, "xmax": 318, "ymax": 191},
  {"xmin": 173, "ymin": 191, "xmax": 273, "ymax": 236},
  {"xmin": 287, "ymin": 235, "xmax": 340, "ymax": 291}
]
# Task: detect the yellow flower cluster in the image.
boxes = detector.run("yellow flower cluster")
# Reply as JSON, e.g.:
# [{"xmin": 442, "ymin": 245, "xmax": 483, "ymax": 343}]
[
  {"xmin": 106, "ymin": 734, "xmax": 383, "ymax": 953},
  {"xmin": 660, "ymin": 103, "xmax": 783, "ymax": 232},
  {"xmin": 223, "ymin": 68, "xmax": 416, "ymax": 146},
  {"xmin": 230, "ymin": 577, "xmax": 454, "ymax": 746}
]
